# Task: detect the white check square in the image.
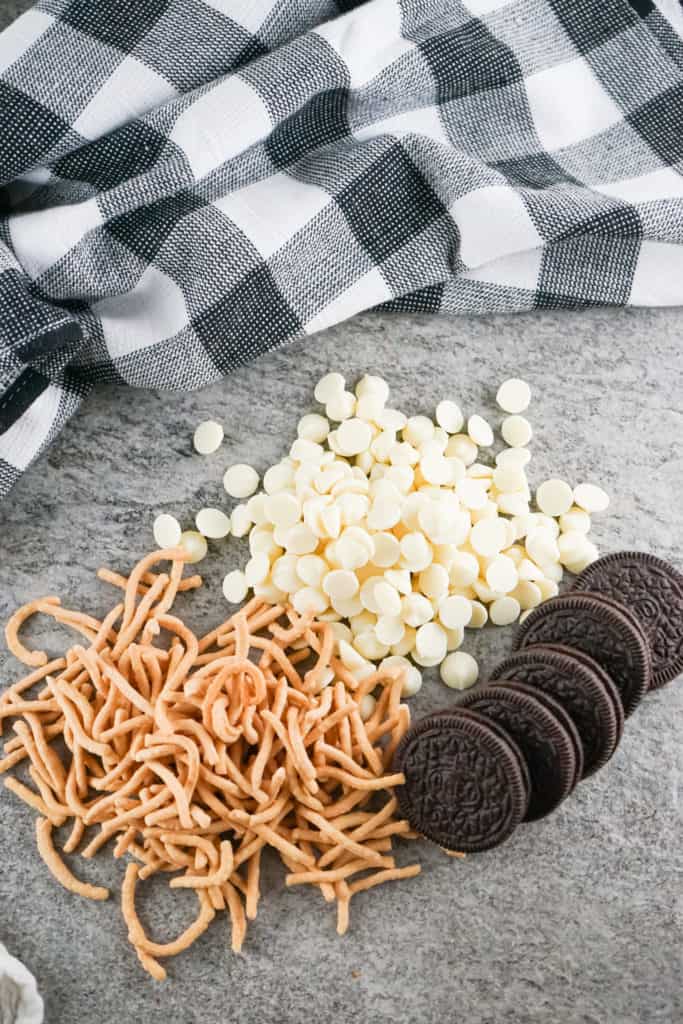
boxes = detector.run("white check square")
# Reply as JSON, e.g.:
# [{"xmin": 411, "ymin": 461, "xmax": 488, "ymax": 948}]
[
  {"xmin": 0, "ymin": 9, "xmax": 54, "ymax": 75},
  {"xmin": 450, "ymin": 185, "xmax": 542, "ymax": 268},
  {"xmin": 9, "ymin": 197, "xmax": 103, "ymax": 280},
  {"xmin": 462, "ymin": 247, "xmax": 543, "ymax": 291},
  {"xmin": 214, "ymin": 172, "xmax": 330, "ymax": 260},
  {"xmin": 94, "ymin": 266, "xmax": 188, "ymax": 358},
  {"xmin": 316, "ymin": 0, "xmax": 415, "ymax": 89},
  {"xmin": 73, "ymin": 55, "xmax": 175, "ymax": 141},
  {"xmin": 525, "ymin": 56, "xmax": 623, "ymax": 152},
  {"xmin": 0, "ymin": 382, "xmax": 61, "ymax": 471},
  {"xmin": 171, "ymin": 75, "xmax": 271, "ymax": 181},
  {"xmin": 630, "ymin": 241, "xmax": 683, "ymax": 306}
]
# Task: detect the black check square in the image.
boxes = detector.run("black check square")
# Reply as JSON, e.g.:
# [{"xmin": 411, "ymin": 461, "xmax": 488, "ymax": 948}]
[
  {"xmin": 54, "ymin": 120, "xmax": 169, "ymax": 191},
  {"xmin": 337, "ymin": 143, "xmax": 445, "ymax": 264},
  {"xmin": 266, "ymin": 89, "xmax": 350, "ymax": 170},
  {"xmin": 133, "ymin": 0, "xmax": 260, "ymax": 93},
  {"xmin": 536, "ymin": 235, "xmax": 641, "ymax": 309},
  {"xmin": 420, "ymin": 17, "xmax": 522, "ymax": 101},
  {"xmin": 193, "ymin": 264, "xmax": 301, "ymax": 373},
  {"xmin": 0, "ymin": 82, "xmax": 69, "ymax": 183},
  {"xmin": 62, "ymin": 0, "xmax": 171, "ymax": 53},
  {"xmin": 628, "ymin": 83, "xmax": 683, "ymax": 166},
  {"xmin": 549, "ymin": 0, "xmax": 644, "ymax": 52},
  {"xmin": 496, "ymin": 150, "xmax": 578, "ymax": 189},
  {"xmin": 378, "ymin": 283, "xmax": 444, "ymax": 314},
  {"xmin": 106, "ymin": 189, "xmax": 205, "ymax": 263}
]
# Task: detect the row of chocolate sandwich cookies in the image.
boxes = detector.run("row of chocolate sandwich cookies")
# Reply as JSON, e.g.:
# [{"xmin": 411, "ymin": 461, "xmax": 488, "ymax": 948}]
[{"xmin": 392, "ymin": 552, "xmax": 683, "ymax": 854}]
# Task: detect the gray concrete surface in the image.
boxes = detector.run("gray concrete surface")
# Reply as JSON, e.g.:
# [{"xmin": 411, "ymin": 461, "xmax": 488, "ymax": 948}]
[{"xmin": 1, "ymin": 4, "xmax": 682, "ymax": 1024}]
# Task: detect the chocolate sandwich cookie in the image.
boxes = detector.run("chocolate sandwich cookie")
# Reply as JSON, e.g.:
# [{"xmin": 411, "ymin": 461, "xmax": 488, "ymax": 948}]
[
  {"xmin": 456, "ymin": 686, "xmax": 578, "ymax": 821},
  {"xmin": 487, "ymin": 679, "xmax": 584, "ymax": 786},
  {"xmin": 513, "ymin": 594, "xmax": 650, "ymax": 717},
  {"xmin": 392, "ymin": 709, "xmax": 530, "ymax": 852},
  {"xmin": 571, "ymin": 551, "xmax": 683, "ymax": 690},
  {"xmin": 489, "ymin": 646, "xmax": 621, "ymax": 777}
]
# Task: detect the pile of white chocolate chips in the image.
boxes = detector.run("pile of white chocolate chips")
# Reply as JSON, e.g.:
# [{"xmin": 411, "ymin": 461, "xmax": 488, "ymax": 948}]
[{"xmin": 154, "ymin": 374, "xmax": 609, "ymax": 694}]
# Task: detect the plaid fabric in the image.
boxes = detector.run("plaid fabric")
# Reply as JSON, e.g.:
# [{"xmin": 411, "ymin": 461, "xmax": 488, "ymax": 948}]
[{"xmin": 1, "ymin": 0, "xmax": 682, "ymax": 497}]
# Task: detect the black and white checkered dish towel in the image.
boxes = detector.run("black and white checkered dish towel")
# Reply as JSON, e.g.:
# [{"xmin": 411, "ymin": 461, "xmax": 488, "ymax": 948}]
[{"xmin": 1, "ymin": 0, "xmax": 682, "ymax": 497}]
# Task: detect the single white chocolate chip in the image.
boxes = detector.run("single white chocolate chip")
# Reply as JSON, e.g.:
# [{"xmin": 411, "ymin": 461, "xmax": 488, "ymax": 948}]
[
  {"xmin": 536, "ymin": 479, "xmax": 574, "ymax": 517},
  {"xmin": 467, "ymin": 414, "xmax": 494, "ymax": 447},
  {"xmin": 573, "ymin": 483, "xmax": 610, "ymax": 514},
  {"xmin": 415, "ymin": 622, "xmax": 448, "ymax": 661},
  {"xmin": 559, "ymin": 507, "xmax": 591, "ymax": 534},
  {"xmin": 486, "ymin": 555, "xmax": 519, "ymax": 593},
  {"xmin": 230, "ymin": 504, "xmax": 252, "ymax": 538},
  {"xmin": 489, "ymin": 596, "xmax": 521, "ymax": 626},
  {"xmin": 435, "ymin": 400, "xmax": 464, "ymax": 434},
  {"xmin": 179, "ymin": 531, "xmax": 208, "ymax": 564},
  {"xmin": 438, "ymin": 595, "xmax": 473, "ymax": 629},
  {"xmin": 223, "ymin": 463, "xmax": 259, "ymax": 499},
  {"xmin": 297, "ymin": 413, "xmax": 330, "ymax": 444},
  {"xmin": 153, "ymin": 513, "xmax": 182, "ymax": 548},
  {"xmin": 440, "ymin": 651, "xmax": 479, "ymax": 690},
  {"xmin": 314, "ymin": 372, "xmax": 345, "ymax": 404},
  {"xmin": 222, "ymin": 569, "xmax": 248, "ymax": 603},
  {"xmin": 195, "ymin": 507, "xmax": 231, "ymax": 539},
  {"xmin": 501, "ymin": 415, "xmax": 532, "ymax": 448},
  {"xmin": 496, "ymin": 378, "xmax": 531, "ymax": 414},
  {"xmin": 245, "ymin": 553, "xmax": 270, "ymax": 586},
  {"xmin": 193, "ymin": 419, "xmax": 224, "ymax": 455}
]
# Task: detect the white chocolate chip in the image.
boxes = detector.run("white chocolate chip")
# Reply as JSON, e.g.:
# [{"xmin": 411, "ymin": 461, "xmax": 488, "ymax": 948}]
[
  {"xmin": 193, "ymin": 419, "xmax": 224, "ymax": 455},
  {"xmin": 559, "ymin": 507, "xmax": 591, "ymax": 534},
  {"xmin": 435, "ymin": 400, "xmax": 464, "ymax": 434},
  {"xmin": 401, "ymin": 592, "xmax": 434, "ymax": 628},
  {"xmin": 468, "ymin": 601, "xmax": 488, "ymax": 628},
  {"xmin": 440, "ymin": 651, "xmax": 479, "ymax": 690},
  {"xmin": 496, "ymin": 378, "xmax": 531, "ymax": 414},
  {"xmin": 195, "ymin": 507, "xmax": 231, "ymax": 539},
  {"xmin": 415, "ymin": 622, "xmax": 448, "ymax": 661},
  {"xmin": 264, "ymin": 492, "xmax": 300, "ymax": 529},
  {"xmin": 179, "ymin": 530, "xmax": 208, "ymax": 564},
  {"xmin": 245, "ymin": 552, "xmax": 270, "ymax": 586},
  {"xmin": 153, "ymin": 513, "xmax": 182, "ymax": 548},
  {"xmin": 297, "ymin": 413, "xmax": 330, "ymax": 444},
  {"xmin": 489, "ymin": 596, "xmax": 521, "ymax": 625},
  {"xmin": 438, "ymin": 595, "xmax": 473, "ymax": 629},
  {"xmin": 326, "ymin": 390, "xmax": 356, "ymax": 422},
  {"xmin": 573, "ymin": 483, "xmax": 609, "ymax": 514},
  {"xmin": 501, "ymin": 415, "xmax": 532, "ymax": 448},
  {"xmin": 222, "ymin": 570, "xmax": 248, "ymax": 604},
  {"xmin": 485, "ymin": 555, "xmax": 519, "ymax": 593},
  {"xmin": 536, "ymin": 479, "xmax": 574, "ymax": 517},
  {"xmin": 336, "ymin": 418, "xmax": 373, "ymax": 456},
  {"xmin": 314, "ymin": 373, "xmax": 345, "ymax": 404},
  {"xmin": 223, "ymin": 463, "xmax": 259, "ymax": 499},
  {"xmin": 467, "ymin": 414, "xmax": 494, "ymax": 447},
  {"xmin": 445, "ymin": 434, "xmax": 478, "ymax": 466}
]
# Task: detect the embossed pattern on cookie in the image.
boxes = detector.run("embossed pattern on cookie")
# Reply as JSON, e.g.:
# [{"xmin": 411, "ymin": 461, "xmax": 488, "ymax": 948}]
[
  {"xmin": 512, "ymin": 594, "xmax": 650, "ymax": 717},
  {"xmin": 392, "ymin": 711, "xmax": 530, "ymax": 852},
  {"xmin": 571, "ymin": 552, "xmax": 683, "ymax": 690}
]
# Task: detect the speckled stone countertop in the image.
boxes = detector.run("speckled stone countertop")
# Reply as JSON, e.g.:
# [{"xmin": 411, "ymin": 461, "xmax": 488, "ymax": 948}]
[{"xmin": 1, "ymin": 5, "xmax": 682, "ymax": 1021}]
